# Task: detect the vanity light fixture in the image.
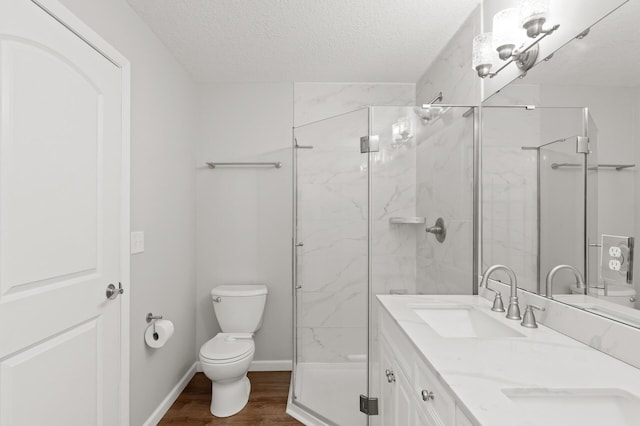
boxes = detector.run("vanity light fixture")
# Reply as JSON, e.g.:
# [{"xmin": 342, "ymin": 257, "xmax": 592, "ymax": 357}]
[
  {"xmin": 520, "ymin": 0, "xmax": 551, "ymax": 38},
  {"xmin": 472, "ymin": 0, "xmax": 559, "ymax": 79},
  {"xmin": 391, "ymin": 116, "xmax": 414, "ymax": 148},
  {"xmin": 472, "ymin": 32, "xmax": 496, "ymax": 78}
]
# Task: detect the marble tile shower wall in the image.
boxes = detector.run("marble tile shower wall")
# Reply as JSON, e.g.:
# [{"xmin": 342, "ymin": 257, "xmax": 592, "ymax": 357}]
[
  {"xmin": 294, "ymin": 83, "xmax": 416, "ymax": 126},
  {"xmin": 481, "ymin": 87, "xmax": 541, "ymax": 291},
  {"xmin": 294, "ymin": 84, "xmax": 415, "ymax": 362},
  {"xmin": 415, "ymin": 6, "xmax": 481, "ymax": 105},
  {"xmin": 481, "ymin": 111, "xmax": 540, "ymax": 291},
  {"xmin": 415, "ymin": 110, "xmax": 475, "ymax": 294},
  {"xmin": 413, "ymin": 5, "xmax": 480, "ymax": 295},
  {"xmin": 296, "ymin": 108, "xmax": 370, "ymax": 363}
]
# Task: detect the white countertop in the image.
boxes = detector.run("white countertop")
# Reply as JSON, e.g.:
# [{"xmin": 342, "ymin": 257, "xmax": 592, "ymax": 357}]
[{"xmin": 378, "ymin": 294, "xmax": 640, "ymax": 426}]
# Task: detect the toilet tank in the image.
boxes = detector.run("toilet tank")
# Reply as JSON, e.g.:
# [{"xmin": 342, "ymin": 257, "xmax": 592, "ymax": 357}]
[{"xmin": 211, "ymin": 284, "xmax": 268, "ymax": 333}]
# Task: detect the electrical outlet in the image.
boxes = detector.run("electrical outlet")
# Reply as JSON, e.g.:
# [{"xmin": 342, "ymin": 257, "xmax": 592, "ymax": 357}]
[
  {"xmin": 609, "ymin": 259, "xmax": 621, "ymax": 271},
  {"xmin": 601, "ymin": 234, "xmax": 634, "ymax": 284},
  {"xmin": 131, "ymin": 231, "xmax": 145, "ymax": 254}
]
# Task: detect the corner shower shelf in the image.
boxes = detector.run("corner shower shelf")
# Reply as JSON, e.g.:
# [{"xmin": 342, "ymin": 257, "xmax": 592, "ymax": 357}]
[{"xmin": 389, "ymin": 217, "xmax": 426, "ymax": 225}]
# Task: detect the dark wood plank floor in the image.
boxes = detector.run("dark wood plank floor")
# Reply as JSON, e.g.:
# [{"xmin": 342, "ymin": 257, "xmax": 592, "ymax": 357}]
[{"xmin": 159, "ymin": 372, "xmax": 303, "ymax": 425}]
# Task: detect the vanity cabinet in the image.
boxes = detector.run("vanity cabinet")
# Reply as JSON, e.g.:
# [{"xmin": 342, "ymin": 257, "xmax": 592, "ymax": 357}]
[{"xmin": 380, "ymin": 309, "xmax": 476, "ymax": 426}]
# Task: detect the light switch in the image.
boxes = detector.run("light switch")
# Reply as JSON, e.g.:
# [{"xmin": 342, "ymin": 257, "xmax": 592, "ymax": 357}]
[{"xmin": 131, "ymin": 231, "xmax": 145, "ymax": 254}]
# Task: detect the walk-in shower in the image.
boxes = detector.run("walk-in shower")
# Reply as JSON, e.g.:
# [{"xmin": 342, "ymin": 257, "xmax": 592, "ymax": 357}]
[{"xmin": 288, "ymin": 104, "xmax": 478, "ymax": 425}]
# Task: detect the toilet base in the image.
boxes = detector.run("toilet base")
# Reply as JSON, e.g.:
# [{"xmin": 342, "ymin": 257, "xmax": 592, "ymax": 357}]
[{"xmin": 210, "ymin": 375, "xmax": 251, "ymax": 417}]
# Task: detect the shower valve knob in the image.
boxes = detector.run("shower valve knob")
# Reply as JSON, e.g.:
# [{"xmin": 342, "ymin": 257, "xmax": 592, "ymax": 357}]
[{"xmin": 425, "ymin": 217, "xmax": 447, "ymax": 243}]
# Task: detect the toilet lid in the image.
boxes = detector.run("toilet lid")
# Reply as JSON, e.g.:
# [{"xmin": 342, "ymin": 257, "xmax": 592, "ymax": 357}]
[
  {"xmin": 211, "ymin": 284, "xmax": 267, "ymax": 297},
  {"xmin": 200, "ymin": 334, "xmax": 254, "ymax": 362}
]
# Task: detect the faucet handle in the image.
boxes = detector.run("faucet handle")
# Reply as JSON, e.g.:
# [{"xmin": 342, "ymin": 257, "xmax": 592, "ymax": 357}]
[
  {"xmin": 521, "ymin": 304, "xmax": 546, "ymax": 328},
  {"xmin": 484, "ymin": 287, "xmax": 505, "ymax": 312}
]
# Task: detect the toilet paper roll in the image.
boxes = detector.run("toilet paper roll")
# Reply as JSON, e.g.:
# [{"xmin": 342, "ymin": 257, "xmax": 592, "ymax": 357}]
[{"xmin": 145, "ymin": 319, "xmax": 174, "ymax": 349}]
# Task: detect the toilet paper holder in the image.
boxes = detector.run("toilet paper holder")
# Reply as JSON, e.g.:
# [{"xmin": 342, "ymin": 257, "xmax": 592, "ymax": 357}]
[
  {"xmin": 146, "ymin": 313, "xmax": 163, "ymax": 323},
  {"xmin": 146, "ymin": 313, "xmax": 163, "ymax": 335}
]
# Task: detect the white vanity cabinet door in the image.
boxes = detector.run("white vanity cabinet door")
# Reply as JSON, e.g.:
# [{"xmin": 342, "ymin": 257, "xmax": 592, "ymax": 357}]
[
  {"xmin": 395, "ymin": 365, "xmax": 414, "ymax": 426},
  {"xmin": 414, "ymin": 358, "xmax": 456, "ymax": 424},
  {"xmin": 380, "ymin": 336, "xmax": 433, "ymax": 426},
  {"xmin": 455, "ymin": 406, "xmax": 475, "ymax": 426},
  {"xmin": 380, "ymin": 338, "xmax": 397, "ymax": 425}
]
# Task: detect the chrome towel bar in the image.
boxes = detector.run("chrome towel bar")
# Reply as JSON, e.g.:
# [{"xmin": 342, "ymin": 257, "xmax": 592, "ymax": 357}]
[
  {"xmin": 551, "ymin": 163, "xmax": 635, "ymax": 171},
  {"xmin": 206, "ymin": 162, "xmax": 282, "ymax": 169}
]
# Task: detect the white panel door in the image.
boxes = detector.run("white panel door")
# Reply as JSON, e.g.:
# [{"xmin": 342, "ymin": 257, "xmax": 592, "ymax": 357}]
[{"xmin": 0, "ymin": 1, "xmax": 123, "ymax": 425}]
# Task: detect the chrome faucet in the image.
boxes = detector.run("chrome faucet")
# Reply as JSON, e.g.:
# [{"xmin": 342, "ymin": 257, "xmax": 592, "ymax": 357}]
[
  {"xmin": 480, "ymin": 264, "xmax": 520, "ymax": 320},
  {"xmin": 545, "ymin": 264, "xmax": 585, "ymax": 299},
  {"xmin": 479, "ymin": 265, "xmax": 507, "ymax": 313}
]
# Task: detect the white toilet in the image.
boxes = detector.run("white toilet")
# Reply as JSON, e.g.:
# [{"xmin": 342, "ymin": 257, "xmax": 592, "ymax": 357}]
[{"xmin": 199, "ymin": 284, "xmax": 268, "ymax": 417}]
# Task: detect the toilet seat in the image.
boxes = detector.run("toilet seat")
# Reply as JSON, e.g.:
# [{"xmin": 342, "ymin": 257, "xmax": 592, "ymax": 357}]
[{"xmin": 200, "ymin": 333, "xmax": 255, "ymax": 364}]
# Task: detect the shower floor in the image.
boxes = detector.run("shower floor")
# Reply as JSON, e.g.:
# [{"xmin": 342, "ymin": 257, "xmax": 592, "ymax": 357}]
[{"xmin": 289, "ymin": 362, "xmax": 367, "ymax": 426}]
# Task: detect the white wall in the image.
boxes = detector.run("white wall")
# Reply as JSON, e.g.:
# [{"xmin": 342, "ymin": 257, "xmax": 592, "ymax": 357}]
[
  {"xmin": 196, "ymin": 83, "xmax": 294, "ymax": 364},
  {"xmin": 57, "ymin": 1, "xmax": 197, "ymax": 425}
]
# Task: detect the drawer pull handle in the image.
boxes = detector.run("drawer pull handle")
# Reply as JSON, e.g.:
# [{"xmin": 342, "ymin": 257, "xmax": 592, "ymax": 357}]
[
  {"xmin": 421, "ymin": 389, "xmax": 434, "ymax": 401},
  {"xmin": 385, "ymin": 369, "xmax": 396, "ymax": 383}
]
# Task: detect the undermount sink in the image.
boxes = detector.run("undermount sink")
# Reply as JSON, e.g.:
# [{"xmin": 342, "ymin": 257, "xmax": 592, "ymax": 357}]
[
  {"xmin": 411, "ymin": 305, "xmax": 525, "ymax": 338},
  {"xmin": 502, "ymin": 388, "xmax": 640, "ymax": 426}
]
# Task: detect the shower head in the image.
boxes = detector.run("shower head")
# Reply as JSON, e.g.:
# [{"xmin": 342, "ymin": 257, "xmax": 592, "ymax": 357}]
[{"xmin": 413, "ymin": 105, "xmax": 450, "ymax": 123}]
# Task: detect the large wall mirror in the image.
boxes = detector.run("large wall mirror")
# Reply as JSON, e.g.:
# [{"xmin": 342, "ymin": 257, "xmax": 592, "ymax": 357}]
[{"xmin": 481, "ymin": 0, "xmax": 640, "ymax": 328}]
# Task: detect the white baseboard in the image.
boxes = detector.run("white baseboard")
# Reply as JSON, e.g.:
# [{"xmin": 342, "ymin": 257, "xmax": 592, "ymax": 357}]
[
  {"xmin": 195, "ymin": 359, "xmax": 292, "ymax": 373},
  {"xmin": 143, "ymin": 362, "xmax": 197, "ymax": 426}
]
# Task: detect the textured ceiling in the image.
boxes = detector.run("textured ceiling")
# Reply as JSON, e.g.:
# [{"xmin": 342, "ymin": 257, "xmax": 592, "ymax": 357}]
[
  {"xmin": 525, "ymin": 0, "xmax": 640, "ymax": 87},
  {"xmin": 126, "ymin": 0, "xmax": 480, "ymax": 83}
]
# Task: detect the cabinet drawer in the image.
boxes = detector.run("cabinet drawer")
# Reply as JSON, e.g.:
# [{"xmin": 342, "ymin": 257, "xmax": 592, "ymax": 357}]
[{"xmin": 414, "ymin": 358, "xmax": 455, "ymax": 424}]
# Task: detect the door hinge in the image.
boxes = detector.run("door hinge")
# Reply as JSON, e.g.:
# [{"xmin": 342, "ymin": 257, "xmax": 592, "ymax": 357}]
[
  {"xmin": 576, "ymin": 136, "xmax": 589, "ymax": 154},
  {"xmin": 359, "ymin": 395, "xmax": 379, "ymax": 416},
  {"xmin": 360, "ymin": 135, "xmax": 380, "ymax": 153}
]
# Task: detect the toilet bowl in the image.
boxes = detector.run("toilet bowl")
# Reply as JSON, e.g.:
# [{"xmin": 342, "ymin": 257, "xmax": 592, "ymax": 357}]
[
  {"xmin": 200, "ymin": 333, "xmax": 256, "ymax": 417},
  {"xmin": 199, "ymin": 284, "xmax": 268, "ymax": 417}
]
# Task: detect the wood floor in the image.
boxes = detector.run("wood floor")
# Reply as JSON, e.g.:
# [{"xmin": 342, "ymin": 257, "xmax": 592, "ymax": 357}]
[{"xmin": 159, "ymin": 372, "xmax": 303, "ymax": 425}]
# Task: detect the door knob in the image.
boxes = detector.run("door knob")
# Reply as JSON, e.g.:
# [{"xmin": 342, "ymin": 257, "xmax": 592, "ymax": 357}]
[{"xmin": 106, "ymin": 282, "xmax": 124, "ymax": 300}]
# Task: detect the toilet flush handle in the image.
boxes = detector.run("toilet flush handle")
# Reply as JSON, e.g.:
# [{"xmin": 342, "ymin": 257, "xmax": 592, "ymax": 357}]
[{"xmin": 213, "ymin": 296, "xmax": 221, "ymax": 303}]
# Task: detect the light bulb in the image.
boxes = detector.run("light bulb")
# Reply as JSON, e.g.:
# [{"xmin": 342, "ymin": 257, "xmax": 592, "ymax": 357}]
[
  {"xmin": 520, "ymin": 0, "xmax": 550, "ymax": 38},
  {"xmin": 472, "ymin": 32, "xmax": 495, "ymax": 78},
  {"xmin": 493, "ymin": 8, "xmax": 523, "ymax": 60}
]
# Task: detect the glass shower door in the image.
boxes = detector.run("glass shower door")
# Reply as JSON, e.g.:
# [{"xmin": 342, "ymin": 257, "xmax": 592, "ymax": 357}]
[
  {"xmin": 293, "ymin": 108, "xmax": 370, "ymax": 426},
  {"xmin": 539, "ymin": 107, "xmax": 595, "ymax": 295},
  {"xmin": 367, "ymin": 105, "xmax": 477, "ymax": 426}
]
